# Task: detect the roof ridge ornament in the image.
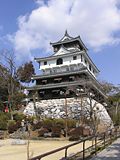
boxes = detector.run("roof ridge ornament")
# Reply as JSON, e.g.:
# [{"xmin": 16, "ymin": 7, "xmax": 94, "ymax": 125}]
[{"xmin": 65, "ymin": 30, "xmax": 69, "ymax": 37}]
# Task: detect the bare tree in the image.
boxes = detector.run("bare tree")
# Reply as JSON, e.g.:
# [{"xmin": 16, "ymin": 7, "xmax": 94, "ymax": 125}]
[
  {"xmin": 70, "ymin": 79, "xmax": 111, "ymax": 135},
  {"xmin": 0, "ymin": 50, "xmax": 18, "ymax": 118},
  {"xmin": 0, "ymin": 50, "xmax": 17, "ymax": 92}
]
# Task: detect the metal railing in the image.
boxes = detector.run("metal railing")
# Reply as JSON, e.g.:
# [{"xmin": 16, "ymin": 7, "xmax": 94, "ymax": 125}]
[{"xmin": 29, "ymin": 129, "xmax": 120, "ymax": 160}]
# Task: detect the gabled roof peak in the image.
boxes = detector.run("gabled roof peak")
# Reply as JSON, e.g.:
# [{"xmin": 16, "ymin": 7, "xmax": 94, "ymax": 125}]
[
  {"xmin": 60, "ymin": 30, "xmax": 74, "ymax": 42},
  {"xmin": 53, "ymin": 44, "xmax": 70, "ymax": 56},
  {"xmin": 50, "ymin": 31, "xmax": 88, "ymax": 51},
  {"xmin": 50, "ymin": 30, "xmax": 75, "ymax": 45}
]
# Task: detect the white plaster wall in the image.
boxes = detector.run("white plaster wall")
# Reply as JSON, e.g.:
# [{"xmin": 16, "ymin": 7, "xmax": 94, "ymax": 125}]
[
  {"xmin": 39, "ymin": 54, "xmax": 96, "ymax": 77},
  {"xmin": 40, "ymin": 55, "xmax": 82, "ymax": 70}
]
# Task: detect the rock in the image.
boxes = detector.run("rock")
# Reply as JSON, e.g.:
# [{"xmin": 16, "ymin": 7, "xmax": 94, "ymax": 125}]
[{"xmin": 11, "ymin": 139, "xmax": 26, "ymax": 145}]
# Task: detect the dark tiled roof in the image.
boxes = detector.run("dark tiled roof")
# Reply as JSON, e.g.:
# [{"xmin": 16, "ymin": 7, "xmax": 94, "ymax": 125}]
[
  {"xmin": 34, "ymin": 50, "xmax": 84, "ymax": 61},
  {"xmin": 28, "ymin": 70, "xmax": 107, "ymax": 99},
  {"xmin": 50, "ymin": 31, "xmax": 88, "ymax": 51}
]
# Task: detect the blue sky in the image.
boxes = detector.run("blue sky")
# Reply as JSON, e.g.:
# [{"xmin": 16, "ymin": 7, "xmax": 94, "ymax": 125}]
[
  {"xmin": 0, "ymin": 0, "xmax": 120, "ymax": 85},
  {"xmin": 0, "ymin": 0, "xmax": 35, "ymax": 33}
]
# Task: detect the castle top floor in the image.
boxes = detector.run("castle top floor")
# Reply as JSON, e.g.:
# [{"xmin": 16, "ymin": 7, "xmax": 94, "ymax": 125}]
[{"xmin": 35, "ymin": 31, "xmax": 99, "ymax": 78}]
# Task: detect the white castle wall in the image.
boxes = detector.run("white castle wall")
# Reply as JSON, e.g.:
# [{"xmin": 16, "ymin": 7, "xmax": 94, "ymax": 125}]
[
  {"xmin": 39, "ymin": 48, "xmax": 96, "ymax": 77},
  {"xmin": 24, "ymin": 97, "xmax": 112, "ymax": 128}
]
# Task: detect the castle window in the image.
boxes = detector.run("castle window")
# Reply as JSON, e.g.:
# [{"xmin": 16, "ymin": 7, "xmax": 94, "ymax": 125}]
[
  {"xmin": 81, "ymin": 55, "xmax": 83, "ymax": 62},
  {"xmin": 73, "ymin": 56, "xmax": 77, "ymax": 60},
  {"xmin": 56, "ymin": 58, "xmax": 63, "ymax": 65},
  {"xmin": 42, "ymin": 79, "xmax": 47, "ymax": 85},
  {"xmin": 69, "ymin": 76, "xmax": 75, "ymax": 81},
  {"xmin": 39, "ymin": 62, "xmax": 41, "ymax": 69},
  {"xmin": 54, "ymin": 78, "xmax": 62, "ymax": 83},
  {"xmin": 53, "ymin": 69, "xmax": 56, "ymax": 73},
  {"xmin": 50, "ymin": 69, "xmax": 52, "ymax": 74},
  {"xmin": 85, "ymin": 59, "xmax": 87, "ymax": 64},
  {"xmin": 54, "ymin": 47, "xmax": 58, "ymax": 52},
  {"xmin": 76, "ymin": 44, "xmax": 79, "ymax": 48},
  {"xmin": 70, "ymin": 66, "xmax": 74, "ymax": 71},
  {"xmin": 44, "ymin": 61, "xmax": 47, "ymax": 65},
  {"xmin": 89, "ymin": 64, "xmax": 91, "ymax": 71},
  {"xmin": 66, "ymin": 67, "xmax": 69, "ymax": 71}
]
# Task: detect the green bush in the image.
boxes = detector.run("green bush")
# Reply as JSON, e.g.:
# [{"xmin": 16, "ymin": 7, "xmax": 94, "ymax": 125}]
[
  {"xmin": 32, "ymin": 121, "xmax": 43, "ymax": 130},
  {"xmin": 54, "ymin": 119, "xmax": 65, "ymax": 128},
  {"xmin": 12, "ymin": 92, "xmax": 26, "ymax": 110},
  {"xmin": 52, "ymin": 126, "xmax": 61, "ymax": 137},
  {"xmin": 0, "ymin": 112, "xmax": 11, "ymax": 120},
  {"xmin": 43, "ymin": 118, "xmax": 53, "ymax": 131},
  {"xmin": 38, "ymin": 128, "xmax": 49, "ymax": 137},
  {"xmin": 0, "ymin": 112, "xmax": 11, "ymax": 130},
  {"xmin": 24, "ymin": 115, "xmax": 35, "ymax": 123},
  {"xmin": 8, "ymin": 120, "xmax": 17, "ymax": 133},
  {"xmin": 8, "ymin": 120, "xmax": 16, "ymax": 126},
  {"xmin": 0, "ymin": 101, "xmax": 4, "ymax": 111},
  {"xmin": 0, "ymin": 121, "xmax": 7, "ymax": 130},
  {"xmin": 13, "ymin": 113, "xmax": 25, "ymax": 122},
  {"xmin": 49, "ymin": 118, "xmax": 76, "ymax": 128},
  {"xmin": 67, "ymin": 119, "xmax": 76, "ymax": 129}
]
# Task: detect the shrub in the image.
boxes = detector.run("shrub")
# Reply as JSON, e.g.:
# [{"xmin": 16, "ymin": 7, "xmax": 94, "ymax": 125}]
[
  {"xmin": 67, "ymin": 119, "xmax": 76, "ymax": 129},
  {"xmin": 69, "ymin": 135, "xmax": 80, "ymax": 141},
  {"xmin": 83, "ymin": 128, "xmax": 91, "ymax": 136},
  {"xmin": 0, "ymin": 112, "xmax": 11, "ymax": 130},
  {"xmin": 32, "ymin": 121, "xmax": 43, "ymax": 131},
  {"xmin": 0, "ymin": 112, "xmax": 11, "ymax": 121},
  {"xmin": 13, "ymin": 113, "xmax": 25, "ymax": 122},
  {"xmin": 38, "ymin": 128, "xmax": 49, "ymax": 137},
  {"xmin": 0, "ymin": 121, "xmax": 7, "ymax": 130},
  {"xmin": 69, "ymin": 127, "xmax": 83, "ymax": 136},
  {"xmin": 25, "ymin": 115, "xmax": 35, "ymax": 123},
  {"xmin": 8, "ymin": 120, "xmax": 20, "ymax": 134},
  {"xmin": 8, "ymin": 120, "xmax": 16, "ymax": 126},
  {"xmin": 53, "ymin": 119, "xmax": 76, "ymax": 129},
  {"xmin": 0, "ymin": 101, "xmax": 4, "ymax": 111},
  {"xmin": 43, "ymin": 119, "xmax": 53, "ymax": 131},
  {"xmin": 54, "ymin": 119, "xmax": 65, "ymax": 129},
  {"xmin": 52, "ymin": 126, "xmax": 61, "ymax": 137},
  {"xmin": 15, "ymin": 121, "xmax": 21, "ymax": 128}
]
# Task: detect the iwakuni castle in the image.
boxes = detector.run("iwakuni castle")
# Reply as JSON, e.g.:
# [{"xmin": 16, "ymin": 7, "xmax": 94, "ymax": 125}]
[{"xmin": 24, "ymin": 31, "xmax": 112, "ymax": 132}]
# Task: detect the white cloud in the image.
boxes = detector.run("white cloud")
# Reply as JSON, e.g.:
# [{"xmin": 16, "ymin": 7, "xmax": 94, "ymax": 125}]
[
  {"xmin": 34, "ymin": 0, "xmax": 46, "ymax": 6},
  {"xmin": 9, "ymin": 0, "xmax": 120, "ymax": 60}
]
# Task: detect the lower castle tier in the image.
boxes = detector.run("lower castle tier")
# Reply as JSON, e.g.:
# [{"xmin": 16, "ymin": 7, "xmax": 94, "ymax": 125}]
[{"xmin": 29, "ymin": 65, "xmax": 105, "ymax": 102}]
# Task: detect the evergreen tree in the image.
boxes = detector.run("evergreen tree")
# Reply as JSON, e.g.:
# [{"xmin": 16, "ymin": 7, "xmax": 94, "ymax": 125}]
[{"xmin": 17, "ymin": 61, "xmax": 35, "ymax": 84}]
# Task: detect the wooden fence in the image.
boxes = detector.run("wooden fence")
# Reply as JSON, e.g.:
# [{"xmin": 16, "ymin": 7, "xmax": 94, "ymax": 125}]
[{"xmin": 29, "ymin": 129, "xmax": 120, "ymax": 160}]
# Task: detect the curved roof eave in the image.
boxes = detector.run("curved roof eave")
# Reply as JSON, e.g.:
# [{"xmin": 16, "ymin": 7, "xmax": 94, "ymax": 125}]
[{"xmin": 34, "ymin": 50, "xmax": 84, "ymax": 62}]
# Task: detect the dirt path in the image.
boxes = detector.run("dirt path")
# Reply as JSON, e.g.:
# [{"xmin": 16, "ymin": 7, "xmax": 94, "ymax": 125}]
[{"xmin": 0, "ymin": 139, "xmax": 93, "ymax": 160}]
